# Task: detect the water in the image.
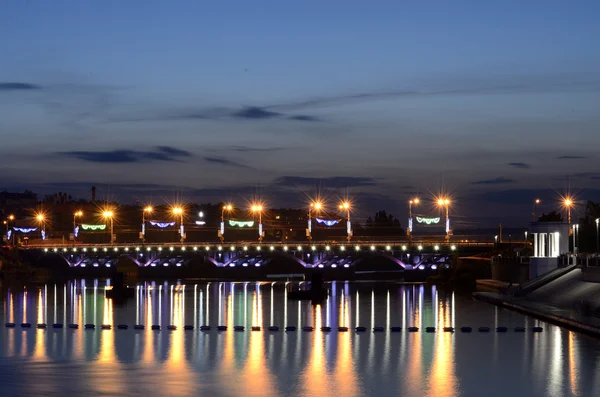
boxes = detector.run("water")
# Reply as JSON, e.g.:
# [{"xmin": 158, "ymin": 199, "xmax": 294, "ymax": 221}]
[{"xmin": 1, "ymin": 280, "xmax": 600, "ymax": 397}]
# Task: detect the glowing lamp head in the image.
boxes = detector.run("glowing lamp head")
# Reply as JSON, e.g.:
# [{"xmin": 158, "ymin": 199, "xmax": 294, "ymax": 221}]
[
  {"xmin": 339, "ymin": 202, "xmax": 350, "ymax": 210},
  {"xmin": 74, "ymin": 211, "xmax": 83, "ymax": 217},
  {"xmin": 173, "ymin": 207, "xmax": 183, "ymax": 215},
  {"xmin": 311, "ymin": 202, "xmax": 322, "ymax": 210},
  {"xmin": 251, "ymin": 204, "xmax": 263, "ymax": 212},
  {"xmin": 535, "ymin": 199, "xmax": 541, "ymax": 204},
  {"xmin": 8, "ymin": 214, "xmax": 15, "ymax": 221},
  {"xmin": 36, "ymin": 214, "xmax": 44, "ymax": 222},
  {"xmin": 564, "ymin": 198, "xmax": 573, "ymax": 207},
  {"xmin": 144, "ymin": 206, "xmax": 153, "ymax": 213},
  {"xmin": 224, "ymin": 204, "xmax": 233, "ymax": 211}
]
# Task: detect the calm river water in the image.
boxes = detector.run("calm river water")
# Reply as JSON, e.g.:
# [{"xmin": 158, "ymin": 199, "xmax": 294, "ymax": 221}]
[{"xmin": 1, "ymin": 280, "xmax": 600, "ymax": 396}]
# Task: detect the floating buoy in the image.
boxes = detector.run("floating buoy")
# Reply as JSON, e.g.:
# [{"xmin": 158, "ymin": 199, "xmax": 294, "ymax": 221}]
[
  {"xmin": 117, "ymin": 324, "xmax": 128, "ymax": 330},
  {"xmin": 5, "ymin": 323, "xmax": 16, "ymax": 328},
  {"xmin": 443, "ymin": 327, "xmax": 454, "ymax": 332},
  {"xmin": 68, "ymin": 324, "xmax": 79, "ymax": 329},
  {"xmin": 321, "ymin": 326, "xmax": 332, "ymax": 332},
  {"xmin": 234, "ymin": 325, "xmax": 245, "ymax": 331},
  {"xmin": 53, "ymin": 323, "xmax": 64, "ymax": 329},
  {"xmin": 151, "ymin": 325, "xmax": 160, "ymax": 330},
  {"xmin": 268, "ymin": 326, "xmax": 279, "ymax": 331},
  {"xmin": 285, "ymin": 326, "xmax": 297, "ymax": 332},
  {"xmin": 167, "ymin": 325, "xmax": 177, "ymax": 330},
  {"xmin": 460, "ymin": 327, "xmax": 472, "ymax": 333},
  {"xmin": 200, "ymin": 325, "xmax": 211, "ymax": 331},
  {"xmin": 184, "ymin": 325, "xmax": 194, "ymax": 330},
  {"xmin": 425, "ymin": 327, "xmax": 436, "ymax": 333},
  {"xmin": 532, "ymin": 327, "xmax": 543, "ymax": 333},
  {"xmin": 85, "ymin": 324, "xmax": 95, "ymax": 329},
  {"xmin": 373, "ymin": 326, "xmax": 385, "ymax": 332},
  {"xmin": 391, "ymin": 326, "xmax": 402, "ymax": 332},
  {"xmin": 355, "ymin": 326, "xmax": 367, "ymax": 332},
  {"xmin": 478, "ymin": 327, "xmax": 490, "ymax": 333},
  {"xmin": 338, "ymin": 326, "xmax": 349, "ymax": 332},
  {"xmin": 408, "ymin": 326, "xmax": 419, "ymax": 332},
  {"xmin": 514, "ymin": 326, "xmax": 526, "ymax": 332},
  {"xmin": 21, "ymin": 323, "xmax": 32, "ymax": 328},
  {"xmin": 496, "ymin": 326, "xmax": 508, "ymax": 333},
  {"xmin": 134, "ymin": 325, "xmax": 145, "ymax": 330},
  {"xmin": 217, "ymin": 325, "xmax": 227, "ymax": 331},
  {"xmin": 101, "ymin": 324, "xmax": 112, "ymax": 330},
  {"xmin": 251, "ymin": 326, "xmax": 261, "ymax": 331},
  {"xmin": 37, "ymin": 324, "xmax": 47, "ymax": 329},
  {"xmin": 302, "ymin": 326, "xmax": 314, "ymax": 332}
]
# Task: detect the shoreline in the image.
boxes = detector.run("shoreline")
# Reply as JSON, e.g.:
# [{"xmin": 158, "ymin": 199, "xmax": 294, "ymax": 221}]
[{"xmin": 474, "ymin": 291, "xmax": 600, "ymax": 338}]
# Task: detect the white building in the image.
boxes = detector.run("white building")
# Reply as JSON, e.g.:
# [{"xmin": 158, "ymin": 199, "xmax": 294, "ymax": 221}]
[{"xmin": 529, "ymin": 222, "xmax": 570, "ymax": 278}]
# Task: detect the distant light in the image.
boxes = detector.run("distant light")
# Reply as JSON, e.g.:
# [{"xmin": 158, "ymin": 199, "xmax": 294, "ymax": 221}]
[
  {"xmin": 431, "ymin": 265, "xmax": 437, "ymax": 270},
  {"xmin": 434, "ymin": 245, "xmax": 439, "ymax": 251},
  {"xmin": 355, "ymin": 245, "xmax": 360, "ymax": 251},
  {"xmin": 243, "ymin": 246, "xmax": 248, "ymax": 251},
  {"xmin": 340, "ymin": 246, "xmax": 346, "ymax": 251},
  {"xmin": 199, "ymin": 211, "xmax": 204, "ymax": 218},
  {"xmin": 401, "ymin": 245, "xmax": 407, "ymax": 251},
  {"xmin": 270, "ymin": 246, "xmax": 275, "ymax": 251},
  {"xmin": 297, "ymin": 246, "xmax": 302, "ymax": 251},
  {"xmin": 283, "ymin": 246, "xmax": 288, "ymax": 251},
  {"xmin": 385, "ymin": 245, "xmax": 391, "ymax": 251},
  {"xmin": 370, "ymin": 245, "xmax": 376, "ymax": 251},
  {"xmin": 169, "ymin": 247, "xmax": 174, "ymax": 251},
  {"xmin": 325, "ymin": 245, "xmax": 330, "ymax": 251},
  {"xmin": 417, "ymin": 245, "xmax": 423, "ymax": 251},
  {"xmin": 311, "ymin": 246, "xmax": 317, "ymax": 251},
  {"xmin": 450, "ymin": 245, "xmax": 456, "ymax": 251}
]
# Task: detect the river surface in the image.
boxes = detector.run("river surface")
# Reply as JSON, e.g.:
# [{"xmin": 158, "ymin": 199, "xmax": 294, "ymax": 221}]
[{"xmin": 1, "ymin": 280, "xmax": 600, "ymax": 396}]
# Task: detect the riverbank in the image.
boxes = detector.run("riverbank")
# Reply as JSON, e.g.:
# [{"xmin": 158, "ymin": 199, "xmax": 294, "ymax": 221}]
[{"xmin": 474, "ymin": 290, "xmax": 600, "ymax": 338}]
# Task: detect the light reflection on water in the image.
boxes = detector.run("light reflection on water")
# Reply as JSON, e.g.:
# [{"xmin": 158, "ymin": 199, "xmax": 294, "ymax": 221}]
[{"xmin": 1, "ymin": 280, "xmax": 600, "ymax": 397}]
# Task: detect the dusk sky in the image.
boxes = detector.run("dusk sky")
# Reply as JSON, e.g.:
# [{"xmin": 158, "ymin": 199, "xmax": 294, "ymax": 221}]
[{"xmin": 1, "ymin": 0, "xmax": 600, "ymax": 227}]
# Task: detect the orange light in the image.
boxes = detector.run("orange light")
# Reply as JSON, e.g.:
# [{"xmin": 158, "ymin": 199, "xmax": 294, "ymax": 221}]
[
  {"xmin": 535, "ymin": 199, "xmax": 540, "ymax": 204},
  {"xmin": 74, "ymin": 211, "xmax": 83, "ymax": 217},
  {"xmin": 144, "ymin": 206, "xmax": 153, "ymax": 213},
  {"xmin": 36, "ymin": 214, "xmax": 44, "ymax": 222},
  {"xmin": 339, "ymin": 202, "xmax": 350, "ymax": 210},
  {"xmin": 8, "ymin": 214, "xmax": 15, "ymax": 221},
  {"xmin": 173, "ymin": 207, "xmax": 183, "ymax": 215},
  {"xmin": 102, "ymin": 211, "xmax": 113, "ymax": 218}
]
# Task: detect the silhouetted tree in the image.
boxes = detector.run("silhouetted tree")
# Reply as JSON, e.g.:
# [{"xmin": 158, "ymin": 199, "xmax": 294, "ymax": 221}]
[
  {"xmin": 537, "ymin": 211, "xmax": 564, "ymax": 222},
  {"xmin": 364, "ymin": 210, "xmax": 403, "ymax": 236}
]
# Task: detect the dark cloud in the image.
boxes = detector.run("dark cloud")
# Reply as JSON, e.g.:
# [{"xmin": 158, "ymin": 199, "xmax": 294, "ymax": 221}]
[
  {"xmin": 274, "ymin": 176, "xmax": 378, "ymax": 188},
  {"xmin": 203, "ymin": 157, "xmax": 248, "ymax": 168},
  {"xmin": 508, "ymin": 162, "xmax": 531, "ymax": 169},
  {"xmin": 59, "ymin": 146, "xmax": 192, "ymax": 163},
  {"xmin": 557, "ymin": 155, "xmax": 586, "ymax": 160},
  {"xmin": 288, "ymin": 115, "xmax": 320, "ymax": 121},
  {"xmin": 227, "ymin": 146, "xmax": 287, "ymax": 153},
  {"xmin": 0, "ymin": 82, "xmax": 42, "ymax": 91},
  {"xmin": 471, "ymin": 177, "xmax": 515, "ymax": 185},
  {"xmin": 233, "ymin": 106, "xmax": 281, "ymax": 119}
]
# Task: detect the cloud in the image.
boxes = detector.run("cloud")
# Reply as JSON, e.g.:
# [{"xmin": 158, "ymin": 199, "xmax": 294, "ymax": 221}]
[
  {"xmin": 288, "ymin": 115, "xmax": 320, "ymax": 121},
  {"xmin": 203, "ymin": 157, "xmax": 248, "ymax": 168},
  {"xmin": 556, "ymin": 155, "xmax": 586, "ymax": 160},
  {"xmin": 508, "ymin": 162, "xmax": 531, "ymax": 169},
  {"xmin": 59, "ymin": 146, "xmax": 192, "ymax": 163},
  {"xmin": 470, "ymin": 177, "xmax": 515, "ymax": 185},
  {"xmin": 233, "ymin": 106, "xmax": 281, "ymax": 119},
  {"xmin": 0, "ymin": 82, "xmax": 42, "ymax": 91},
  {"xmin": 274, "ymin": 176, "xmax": 378, "ymax": 188},
  {"xmin": 227, "ymin": 146, "xmax": 287, "ymax": 153}
]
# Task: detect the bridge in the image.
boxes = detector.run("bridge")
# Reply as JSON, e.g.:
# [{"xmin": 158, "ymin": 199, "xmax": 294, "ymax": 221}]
[{"xmin": 16, "ymin": 241, "xmax": 497, "ymax": 280}]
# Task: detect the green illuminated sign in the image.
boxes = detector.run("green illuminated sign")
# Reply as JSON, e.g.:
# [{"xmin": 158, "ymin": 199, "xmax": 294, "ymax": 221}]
[
  {"xmin": 228, "ymin": 220, "xmax": 255, "ymax": 227},
  {"xmin": 416, "ymin": 217, "xmax": 440, "ymax": 225},
  {"xmin": 81, "ymin": 224, "xmax": 107, "ymax": 231}
]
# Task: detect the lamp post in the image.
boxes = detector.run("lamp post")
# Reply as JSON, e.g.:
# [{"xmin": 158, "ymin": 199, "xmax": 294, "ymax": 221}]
[
  {"xmin": 525, "ymin": 231, "xmax": 528, "ymax": 248},
  {"xmin": 532, "ymin": 199, "xmax": 540, "ymax": 221},
  {"xmin": 6, "ymin": 214, "xmax": 14, "ymax": 246},
  {"xmin": 36, "ymin": 214, "xmax": 45, "ymax": 241},
  {"xmin": 564, "ymin": 198, "xmax": 573, "ymax": 224},
  {"xmin": 307, "ymin": 201, "xmax": 322, "ymax": 242},
  {"xmin": 173, "ymin": 207, "xmax": 184, "ymax": 243},
  {"xmin": 596, "ymin": 218, "xmax": 600, "ymax": 254},
  {"xmin": 142, "ymin": 206, "xmax": 153, "ymax": 244},
  {"xmin": 220, "ymin": 204, "xmax": 233, "ymax": 243},
  {"xmin": 408, "ymin": 198, "xmax": 420, "ymax": 245},
  {"xmin": 103, "ymin": 211, "xmax": 114, "ymax": 244},
  {"xmin": 339, "ymin": 201, "xmax": 351, "ymax": 242},
  {"xmin": 73, "ymin": 211, "xmax": 83, "ymax": 246},
  {"xmin": 437, "ymin": 198, "xmax": 451, "ymax": 240},
  {"xmin": 251, "ymin": 204, "xmax": 264, "ymax": 242}
]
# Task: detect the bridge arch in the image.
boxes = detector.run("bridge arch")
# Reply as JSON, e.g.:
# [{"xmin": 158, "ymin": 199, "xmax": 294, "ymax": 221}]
[{"xmin": 354, "ymin": 254, "xmax": 406, "ymax": 271}]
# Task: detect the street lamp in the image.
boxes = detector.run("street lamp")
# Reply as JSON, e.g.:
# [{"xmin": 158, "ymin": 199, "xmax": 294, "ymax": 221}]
[
  {"xmin": 532, "ymin": 199, "xmax": 540, "ymax": 221},
  {"xmin": 141, "ymin": 206, "xmax": 153, "ymax": 244},
  {"xmin": 6, "ymin": 214, "xmax": 15, "ymax": 246},
  {"xmin": 307, "ymin": 201, "xmax": 323, "ymax": 242},
  {"xmin": 437, "ymin": 198, "xmax": 451, "ymax": 240},
  {"xmin": 102, "ymin": 210, "xmax": 114, "ymax": 244},
  {"xmin": 220, "ymin": 204, "xmax": 233, "ymax": 243},
  {"xmin": 173, "ymin": 207, "xmax": 184, "ymax": 243},
  {"xmin": 73, "ymin": 211, "xmax": 83, "ymax": 246},
  {"xmin": 564, "ymin": 198, "xmax": 573, "ymax": 224},
  {"xmin": 251, "ymin": 204, "xmax": 264, "ymax": 242},
  {"xmin": 339, "ymin": 201, "xmax": 352, "ymax": 242},
  {"xmin": 408, "ymin": 198, "xmax": 420, "ymax": 244},
  {"xmin": 596, "ymin": 218, "xmax": 600, "ymax": 254},
  {"xmin": 36, "ymin": 213, "xmax": 46, "ymax": 241},
  {"xmin": 572, "ymin": 224, "xmax": 579, "ymax": 255}
]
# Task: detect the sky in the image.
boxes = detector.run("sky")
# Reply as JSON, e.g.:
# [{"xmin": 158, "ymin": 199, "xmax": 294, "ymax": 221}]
[{"xmin": 1, "ymin": 0, "xmax": 600, "ymax": 227}]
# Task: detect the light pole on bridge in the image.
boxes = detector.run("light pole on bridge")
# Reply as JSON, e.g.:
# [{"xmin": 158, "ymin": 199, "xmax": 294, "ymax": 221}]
[
  {"xmin": 339, "ymin": 201, "xmax": 352, "ymax": 242},
  {"xmin": 73, "ymin": 211, "xmax": 83, "ymax": 246},
  {"xmin": 251, "ymin": 204, "xmax": 264, "ymax": 242},
  {"xmin": 103, "ymin": 211, "xmax": 114, "ymax": 244},
  {"xmin": 532, "ymin": 199, "xmax": 540, "ymax": 221},
  {"xmin": 437, "ymin": 198, "xmax": 451, "ymax": 241},
  {"xmin": 408, "ymin": 198, "xmax": 419, "ymax": 245},
  {"xmin": 141, "ymin": 206, "xmax": 153, "ymax": 245},
  {"xmin": 173, "ymin": 207, "xmax": 184, "ymax": 244},
  {"xmin": 220, "ymin": 204, "xmax": 233, "ymax": 243},
  {"xmin": 307, "ymin": 201, "xmax": 322, "ymax": 242}
]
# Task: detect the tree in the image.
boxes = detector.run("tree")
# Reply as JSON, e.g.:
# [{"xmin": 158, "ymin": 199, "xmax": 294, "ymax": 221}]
[
  {"xmin": 537, "ymin": 211, "xmax": 563, "ymax": 222},
  {"xmin": 363, "ymin": 210, "xmax": 403, "ymax": 236}
]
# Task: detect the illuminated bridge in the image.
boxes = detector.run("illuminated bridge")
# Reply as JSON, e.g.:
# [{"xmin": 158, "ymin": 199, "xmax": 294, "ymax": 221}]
[{"xmin": 19, "ymin": 241, "xmax": 495, "ymax": 280}]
